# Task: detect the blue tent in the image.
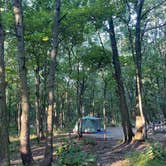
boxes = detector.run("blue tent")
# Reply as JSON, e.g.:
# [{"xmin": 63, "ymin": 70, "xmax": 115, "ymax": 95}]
[{"xmin": 73, "ymin": 116, "xmax": 103, "ymax": 133}]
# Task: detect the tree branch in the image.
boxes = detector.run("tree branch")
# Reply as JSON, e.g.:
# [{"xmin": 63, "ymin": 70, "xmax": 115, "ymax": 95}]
[
  {"xmin": 141, "ymin": 0, "xmax": 166, "ymax": 19},
  {"xmin": 58, "ymin": 12, "xmax": 68, "ymax": 23},
  {"xmin": 144, "ymin": 22, "xmax": 166, "ymax": 33}
]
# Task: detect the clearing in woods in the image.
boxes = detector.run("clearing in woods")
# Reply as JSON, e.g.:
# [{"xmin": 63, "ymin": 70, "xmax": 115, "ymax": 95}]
[{"xmin": 10, "ymin": 127, "xmax": 166, "ymax": 166}]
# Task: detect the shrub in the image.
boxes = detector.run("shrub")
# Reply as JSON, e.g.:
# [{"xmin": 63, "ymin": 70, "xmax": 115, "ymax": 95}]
[
  {"xmin": 54, "ymin": 141, "xmax": 96, "ymax": 166},
  {"xmin": 127, "ymin": 142, "xmax": 166, "ymax": 166},
  {"xmin": 80, "ymin": 138, "xmax": 97, "ymax": 146}
]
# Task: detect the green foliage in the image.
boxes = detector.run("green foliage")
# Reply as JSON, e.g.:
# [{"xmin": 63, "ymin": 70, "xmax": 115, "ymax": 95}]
[
  {"xmin": 54, "ymin": 141, "xmax": 96, "ymax": 166},
  {"xmin": 147, "ymin": 142, "xmax": 166, "ymax": 160},
  {"xmin": 127, "ymin": 142, "xmax": 166, "ymax": 166},
  {"xmin": 80, "ymin": 138, "xmax": 97, "ymax": 146},
  {"xmin": 82, "ymin": 45, "xmax": 111, "ymax": 70}
]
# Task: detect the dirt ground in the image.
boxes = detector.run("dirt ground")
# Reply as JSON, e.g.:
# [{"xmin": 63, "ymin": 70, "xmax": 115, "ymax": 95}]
[
  {"xmin": 83, "ymin": 127, "xmax": 124, "ymax": 140},
  {"xmin": 10, "ymin": 127, "xmax": 166, "ymax": 166},
  {"xmin": 80, "ymin": 136, "xmax": 147, "ymax": 166},
  {"xmin": 82, "ymin": 127, "xmax": 166, "ymax": 166}
]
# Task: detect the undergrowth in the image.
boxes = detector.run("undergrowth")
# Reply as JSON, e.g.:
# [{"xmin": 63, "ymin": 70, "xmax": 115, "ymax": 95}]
[
  {"xmin": 80, "ymin": 138, "xmax": 97, "ymax": 146},
  {"xmin": 127, "ymin": 142, "xmax": 166, "ymax": 166},
  {"xmin": 53, "ymin": 141, "xmax": 96, "ymax": 166}
]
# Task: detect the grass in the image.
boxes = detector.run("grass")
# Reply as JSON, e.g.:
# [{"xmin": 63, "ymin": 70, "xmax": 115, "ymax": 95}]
[
  {"xmin": 126, "ymin": 142, "xmax": 166, "ymax": 166},
  {"xmin": 127, "ymin": 152, "xmax": 166, "ymax": 166}
]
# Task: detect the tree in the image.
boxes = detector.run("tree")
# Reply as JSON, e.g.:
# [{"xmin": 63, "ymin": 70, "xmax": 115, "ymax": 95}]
[
  {"xmin": 34, "ymin": 54, "xmax": 45, "ymax": 141},
  {"xmin": 0, "ymin": 12, "xmax": 10, "ymax": 166},
  {"xmin": 42, "ymin": 0, "xmax": 61, "ymax": 165},
  {"xmin": 12, "ymin": 0, "xmax": 33, "ymax": 164},
  {"xmin": 119, "ymin": 0, "xmax": 166, "ymax": 140},
  {"xmin": 108, "ymin": 16, "xmax": 134, "ymax": 143},
  {"xmin": 134, "ymin": 0, "xmax": 146, "ymax": 141}
]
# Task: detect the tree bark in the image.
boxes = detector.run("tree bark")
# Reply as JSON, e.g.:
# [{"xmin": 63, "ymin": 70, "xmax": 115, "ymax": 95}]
[
  {"xmin": 42, "ymin": 0, "xmax": 61, "ymax": 165},
  {"xmin": 65, "ymin": 83, "xmax": 71, "ymax": 124},
  {"xmin": 34, "ymin": 65, "xmax": 40, "ymax": 141},
  {"xmin": 0, "ymin": 16, "xmax": 10, "ymax": 166},
  {"xmin": 159, "ymin": 44, "xmax": 166, "ymax": 118},
  {"xmin": 163, "ymin": 53, "xmax": 166, "ymax": 118},
  {"xmin": 90, "ymin": 72, "xmax": 96, "ymax": 116},
  {"xmin": 34, "ymin": 60, "xmax": 44, "ymax": 142},
  {"xmin": 103, "ymin": 79, "xmax": 107, "ymax": 131},
  {"xmin": 12, "ymin": 0, "xmax": 33, "ymax": 164},
  {"xmin": 79, "ymin": 71, "xmax": 86, "ymax": 117},
  {"xmin": 41, "ymin": 61, "xmax": 48, "ymax": 133},
  {"xmin": 76, "ymin": 62, "xmax": 86, "ymax": 118},
  {"xmin": 59, "ymin": 94, "xmax": 65, "ymax": 129},
  {"xmin": 108, "ymin": 17, "xmax": 134, "ymax": 143},
  {"xmin": 17, "ymin": 101, "xmax": 21, "ymax": 136},
  {"xmin": 76, "ymin": 61, "xmax": 82, "ymax": 117},
  {"xmin": 134, "ymin": 0, "xmax": 146, "ymax": 141},
  {"xmin": 91, "ymin": 77, "xmax": 95, "ymax": 116}
]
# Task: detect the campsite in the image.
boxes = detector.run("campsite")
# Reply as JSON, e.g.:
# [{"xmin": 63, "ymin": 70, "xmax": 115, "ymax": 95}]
[
  {"xmin": 10, "ymin": 117, "xmax": 166, "ymax": 166},
  {"xmin": 0, "ymin": 0, "xmax": 166, "ymax": 166}
]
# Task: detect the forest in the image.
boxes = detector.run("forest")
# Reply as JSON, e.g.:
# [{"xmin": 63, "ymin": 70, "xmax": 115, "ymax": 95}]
[{"xmin": 0, "ymin": 0, "xmax": 166, "ymax": 166}]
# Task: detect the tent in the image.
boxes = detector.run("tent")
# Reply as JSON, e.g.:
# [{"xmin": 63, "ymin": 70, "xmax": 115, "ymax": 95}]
[{"xmin": 73, "ymin": 116, "xmax": 103, "ymax": 133}]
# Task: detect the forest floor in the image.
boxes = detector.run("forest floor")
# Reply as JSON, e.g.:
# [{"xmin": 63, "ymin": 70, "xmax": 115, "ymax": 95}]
[
  {"xmin": 10, "ymin": 127, "xmax": 166, "ymax": 166},
  {"xmin": 80, "ymin": 138, "xmax": 146, "ymax": 166},
  {"xmin": 83, "ymin": 127, "xmax": 166, "ymax": 166}
]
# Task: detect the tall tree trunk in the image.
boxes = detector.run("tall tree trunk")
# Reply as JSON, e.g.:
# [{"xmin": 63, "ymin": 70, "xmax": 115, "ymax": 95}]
[
  {"xmin": 163, "ymin": 53, "xmax": 166, "ymax": 118},
  {"xmin": 17, "ymin": 101, "xmax": 21, "ymax": 136},
  {"xmin": 91, "ymin": 80, "xmax": 95, "ymax": 116},
  {"xmin": 103, "ymin": 79, "xmax": 107, "ymax": 131},
  {"xmin": 90, "ymin": 73, "xmax": 96, "ymax": 116},
  {"xmin": 160, "ymin": 47, "xmax": 166, "ymax": 118},
  {"xmin": 65, "ymin": 49, "xmax": 72, "ymax": 123},
  {"xmin": 34, "ymin": 61, "xmax": 44, "ymax": 142},
  {"xmin": 42, "ymin": 0, "xmax": 61, "ymax": 165},
  {"xmin": 35, "ymin": 65, "xmax": 40, "ymax": 142},
  {"xmin": 79, "ymin": 74, "xmax": 86, "ymax": 117},
  {"xmin": 0, "ymin": 17, "xmax": 10, "ymax": 166},
  {"xmin": 65, "ymin": 85, "xmax": 70, "ymax": 123},
  {"xmin": 60, "ymin": 95, "xmax": 65, "ymax": 129},
  {"xmin": 134, "ymin": 0, "xmax": 146, "ymax": 141},
  {"xmin": 41, "ymin": 61, "xmax": 48, "ymax": 133},
  {"xmin": 108, "ymin": 17, "xmax": 134, "ymax": 143},
  {"xmin": 76, "ymin": 62, "xmax": 82, "ymax": 118},
  {"xmin": 12, "ymin": 0, "xmax": 33, "ymax": 164}
]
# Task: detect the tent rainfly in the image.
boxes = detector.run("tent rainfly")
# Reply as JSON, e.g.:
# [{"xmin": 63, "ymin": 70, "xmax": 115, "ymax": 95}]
[{"xmin": 73, "ymin": 116, "xmax": 103, "ymax": 133}]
